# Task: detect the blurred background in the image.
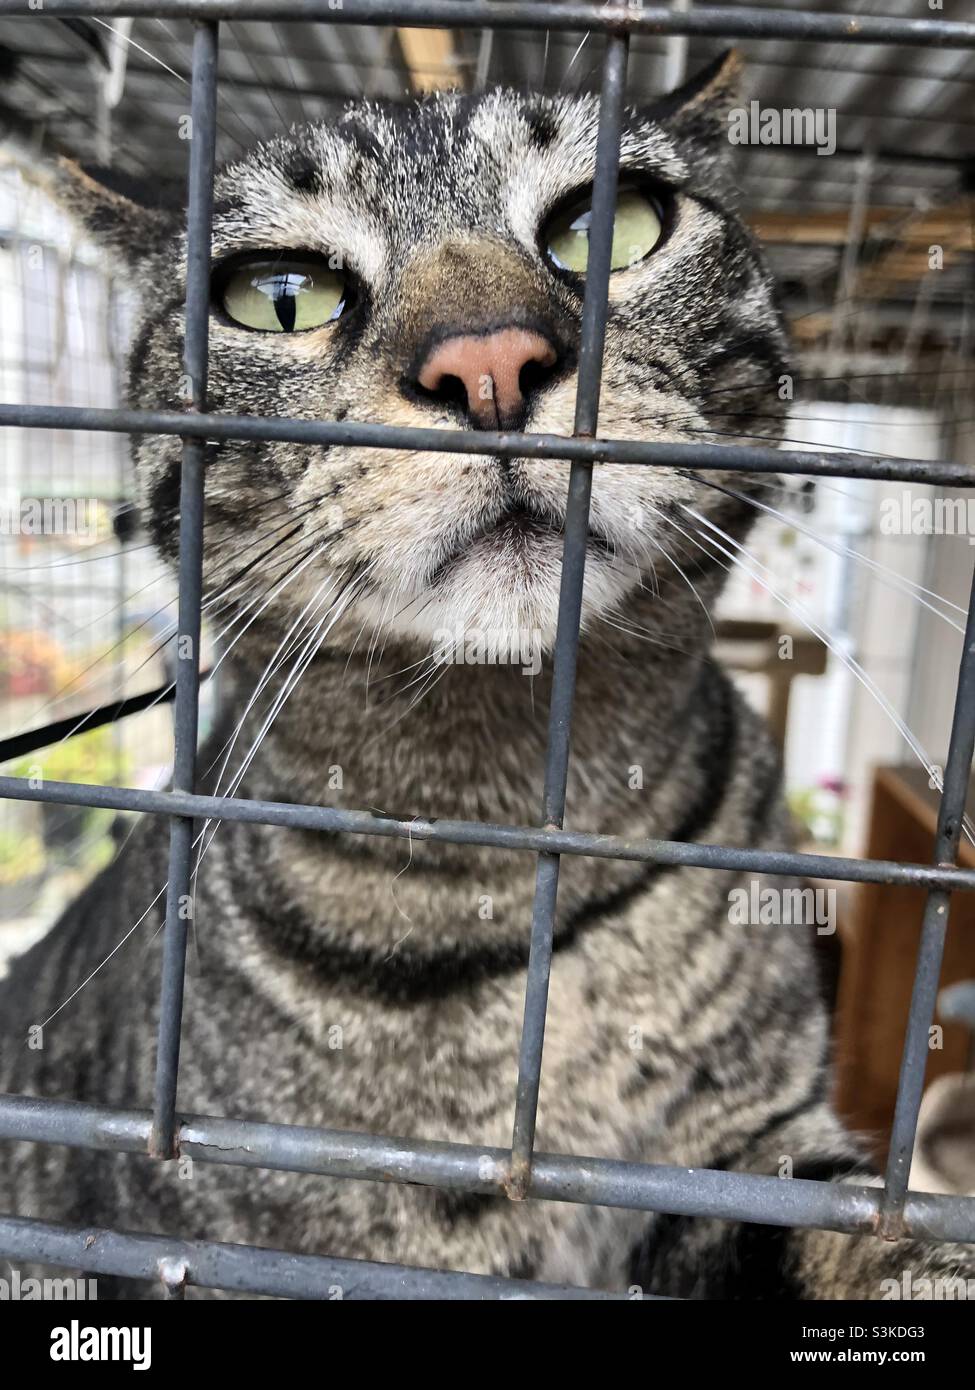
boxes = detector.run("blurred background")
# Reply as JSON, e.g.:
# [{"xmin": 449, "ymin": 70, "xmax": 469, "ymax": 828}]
[{"xmin": 0, "ymin": 2, "xmax": 973, "ymax": 1174}]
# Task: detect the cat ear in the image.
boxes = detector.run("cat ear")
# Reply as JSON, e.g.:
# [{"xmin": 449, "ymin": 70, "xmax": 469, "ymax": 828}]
[
  {"xmin": 651, "ymin": 49, "xmax": 744, "ymax": 148},
  {"xmin": 48, "ymin": 158, "xmax": 183, "ymax": 274}
]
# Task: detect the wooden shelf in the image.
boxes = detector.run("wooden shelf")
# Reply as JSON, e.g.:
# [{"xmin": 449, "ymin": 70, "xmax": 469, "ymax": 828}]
[{"xmin": 833, "ymin": 766, "xmax": 975, "ymax": 1164}]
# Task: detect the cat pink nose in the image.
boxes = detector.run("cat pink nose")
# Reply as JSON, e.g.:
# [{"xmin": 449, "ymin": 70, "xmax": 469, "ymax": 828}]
[{"xmin": 416, "ymin": 327, "xmax": 558, "ymax": 430}]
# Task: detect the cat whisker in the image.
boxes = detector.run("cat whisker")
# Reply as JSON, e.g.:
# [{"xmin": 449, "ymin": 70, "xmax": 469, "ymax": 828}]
[
  {"xmin": 363, "ymin": 585, "xmax": 406, "ymax": 705},
  {"xmin": 1, "ymin": 540, "xmax": 156, "ymax": 573},
  {"xmin": 92, "ymin": 17, "xmax": 187, "ymax": 86},
  {"xmin": 226, "ymin": 20, "xmax": 291, "ymax": 136},
  {"xmin": 194, "ymin": 599, "xmax": 348, "ymax": 885},
  {"xmin": 197, "ymin": 558, "xmax": 349, "ymax": 780},
  {"xmin": 374, "ymin": 654, "xmax": 449, "ymax": 737},
  {"xmin": 17, "ymin": 516, "xmax": 320, "ymax": 749},
  {"xmin": 564, "ymin": 31, "xmax": 591, "ymax": 86},
  {"xmin": 95, "ymin": 16, "xmax": 254, "ymax": 149},
  {"xmin": 689, "ymin": 471, "xmax": 966, "ymax": 630},
  {"xmin": 632, "ymin": 503, "xmax": 718, "ymax": 637},
  {"xmin": 595, "ymin": 611, "xmax": 701, "ymax": 661},
  {"xmin": 4, "ymin": 497, "xmax": 313, "ymax": 737},
  {"xmin": 195, "ymin": 539, "xmax": 334, "ymax": 691},
  {"xmin": 194, "ymin": 566, "xmax": 374, "ymax": 877},
  {"xmin": 270, "ymin": 20, "xmax": 309, "ymax": 126},
  {"xmin": 367, "ymin": 639, "xmax": 449, "ymax": 686},
  {"xmin": 677, "ymin": 504, "xmax": 974, "ymax": 846},
  {"xmin": 200, "ymin": 556, "xmax": 343, "ymax": 802},
  {"xmin": 638, "ymin": 414, "xmax": 955, "ymax": 465},
  {"xmin": 37, "ymin": 880, "xmax": 169, "ymax": 1029},
  {"xmin": 341, "ymin": 582, "xmax": 386, "ymax": 688}
]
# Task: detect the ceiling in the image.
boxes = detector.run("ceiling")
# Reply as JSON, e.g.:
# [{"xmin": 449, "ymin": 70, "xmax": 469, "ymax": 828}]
[{"xmin": 0, "ymin": 1, "xmax": 972, "ymax": 388}]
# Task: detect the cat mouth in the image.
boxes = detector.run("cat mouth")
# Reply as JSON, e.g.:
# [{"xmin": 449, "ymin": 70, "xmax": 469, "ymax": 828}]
[
  {"xmin": 426, "ymin": 500, "xmax": 612, "ymax": 588},
  {"xmin": 480, "ymin": 503, "xmax": 558, "ymax": 543}
]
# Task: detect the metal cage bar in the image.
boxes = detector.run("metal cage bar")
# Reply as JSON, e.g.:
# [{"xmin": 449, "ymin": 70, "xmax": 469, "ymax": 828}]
[
  {"xmin": 1, "ymin": 2, "xmax": 975, "ymax": 50},
  {"xmin": 0, "ymin": 1212, "xmax": 632, "ymax": 1300},
  {"xmin": 509, "ymin": 29, "xmax": 629, "ymax": 1196},
  {"xmin": 149, "ymin": 19, "xmax": 219, "ymax": 1161},
  {"xmin": 2, "ymin": 1093, "xmax": 974, "ymax": 1242},
  {"xmin": 878, "ymin": 565, "xmax": 975, "ymax": 1236},
  {"xmin": 2, "ymin": 404, "xmax": 974, "ymax": 488},
  {"xmin": 5, "ymin": 773, "xmax": 975, "ymax": 894},
  {"xmin": 1, "ymin": 0, "xmax": 974, "ymax": 1299}
]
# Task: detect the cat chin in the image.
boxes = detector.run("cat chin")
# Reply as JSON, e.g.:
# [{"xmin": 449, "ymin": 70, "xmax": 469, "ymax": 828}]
[{"xmin": 350, "ymin": 543, "xmax": 639, "ymax": 665}]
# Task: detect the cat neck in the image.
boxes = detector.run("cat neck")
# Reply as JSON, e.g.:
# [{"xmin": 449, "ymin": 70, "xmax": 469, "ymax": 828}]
[
  {"xmin": 192, "ymin": 599, "xmax": 734, "ymax": 1004},
  {"xmin": 204, "ymin": 596, "xmax": 714, "ymax": 833}
]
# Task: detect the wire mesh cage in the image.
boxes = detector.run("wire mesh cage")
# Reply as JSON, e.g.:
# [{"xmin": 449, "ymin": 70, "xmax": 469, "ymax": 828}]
[{"xmin": 0, "ymin": 1, "xmax": 974, "ymax": 1301}]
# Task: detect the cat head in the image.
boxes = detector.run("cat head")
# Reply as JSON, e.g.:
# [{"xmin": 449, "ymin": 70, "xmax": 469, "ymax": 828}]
[{"xmin": 54, "ymin": 52, "xmax": 790, "ymax": 666}]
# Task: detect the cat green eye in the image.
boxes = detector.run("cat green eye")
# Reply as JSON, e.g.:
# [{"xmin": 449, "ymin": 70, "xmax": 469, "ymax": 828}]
[
  {"xmin": 218, "ymin": 256, "xmax": 346, "ymax": 332},
  {"xmin": 544, "ymin": 188, "xmax": 664, "ymax": 276}
]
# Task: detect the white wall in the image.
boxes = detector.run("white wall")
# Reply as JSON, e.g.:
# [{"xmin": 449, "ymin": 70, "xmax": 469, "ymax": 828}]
[
  {"xmin": 718, "ymin": 401, "xmax": 947, "ymax": 854},
  {"xmin": 908, "ymin": 422, "xmax": 975, "ymax": 771}
]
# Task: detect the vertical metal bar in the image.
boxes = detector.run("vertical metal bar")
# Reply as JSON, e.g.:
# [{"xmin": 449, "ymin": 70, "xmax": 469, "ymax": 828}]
[
  {"xmin": 149, "ymin": 20, "xmax": 219, "ymax": 1160},
  {"xmin": 662, "ymin": 0, "xmax": 691, "ymax": 89},
  {"xmin": 879, "ymin": 560, "xmax": 975, "ymax": 1235},
  {"xmin": 508, "ymin": 31, "xmax": 629, "ymax": 1197}
]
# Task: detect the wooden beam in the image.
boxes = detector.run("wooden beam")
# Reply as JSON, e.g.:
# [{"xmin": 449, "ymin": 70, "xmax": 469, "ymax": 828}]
[
  {"xmin": 855, "ymin": 197, "xmax": 974, "ymax": 297},
  {"xmin": 748, "ymin": 208, "xmax": 902, "ymax": 246},
  {"xmin": 747, "ymin": 204, "xmax": 974, "ymax": 249},
  {"xmin": 397, "ymin": 28, "xmax": 462, "ymax": 91}
]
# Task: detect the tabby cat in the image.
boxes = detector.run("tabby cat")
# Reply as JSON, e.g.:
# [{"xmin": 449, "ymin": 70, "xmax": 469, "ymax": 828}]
[{"xmin": 0, "ymin": 52, "xmax": 969, "ymax": 1299}]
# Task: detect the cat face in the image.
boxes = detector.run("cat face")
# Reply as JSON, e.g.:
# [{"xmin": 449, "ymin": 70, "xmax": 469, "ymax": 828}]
[{"xmin": 60, "ymin": 53, "xmax": 789, "ymax": 659}]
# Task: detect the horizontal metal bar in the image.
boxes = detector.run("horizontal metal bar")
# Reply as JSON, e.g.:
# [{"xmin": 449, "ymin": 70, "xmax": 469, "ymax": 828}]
[
  {"xmin": 9, "ymin": 39, "xmax": 973, "ymax": 170},
  {"xmin": 2, "ymin": 774, "xmax": 974, "ymax": 894},
  {"xmin": 0, "ymin": 1211, "xmax": 624, "ymax": 1300},
  {"xmin": 0, "ymin": 404, "xmax": 971, "ymax": 486},
  {"xmin": 1, "ymin": 1093, "xmax": 973, "ymax": 1244},
  {"xmin": 1, "ymin": 3, "xmax": 974, "ymax": 49},
  {"xmin": 0, "ymin": 1095, "xmax": 884, "ymax": 1231}
]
